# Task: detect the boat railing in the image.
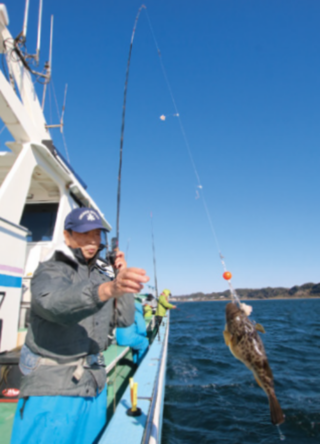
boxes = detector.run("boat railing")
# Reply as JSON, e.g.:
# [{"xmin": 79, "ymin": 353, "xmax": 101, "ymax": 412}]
[
  {"xmin": 142, "ymin": 313, "xmax": 169, "ymax": 444},
  {"xmin": 99, "ymin": 314, "xmax": 169, "ymax": 444},
  {"xmin": 0, "ymin": 217, "xmax": 29, "ymax": 234},
  {"xmin": 105, "ymin": 346, "xmax": 130, "ymax": 374}
]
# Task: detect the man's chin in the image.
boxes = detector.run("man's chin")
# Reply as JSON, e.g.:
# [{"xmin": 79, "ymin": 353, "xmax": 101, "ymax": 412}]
[{"xmin": 83, "ymin": 250, "xmax": 98, "ymax": 260}]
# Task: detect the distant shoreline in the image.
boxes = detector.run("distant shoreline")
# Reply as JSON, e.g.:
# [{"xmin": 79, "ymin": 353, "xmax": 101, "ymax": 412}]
[
  {"xmin": 172, "ymin": 297, "xmax": 320, "ymax": 303},
  {"xmin": 171, "ymin": 282, "xmax": 320, "ymax": 302}
]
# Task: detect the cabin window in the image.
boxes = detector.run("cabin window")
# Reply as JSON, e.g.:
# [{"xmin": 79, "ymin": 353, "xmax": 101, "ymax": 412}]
[
  {"xmin": 20, "ymin": 203, "xmax": 59, "ymax": 242},
  {"xmin": 99, "ymin": 231, "xmax": 107, "ymax": 260}
]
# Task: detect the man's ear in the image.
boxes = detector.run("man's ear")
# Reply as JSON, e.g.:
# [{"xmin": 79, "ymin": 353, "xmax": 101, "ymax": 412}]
[{"xmin": 64, "ymin": 230, "xmax": 72, "ymax": 246}]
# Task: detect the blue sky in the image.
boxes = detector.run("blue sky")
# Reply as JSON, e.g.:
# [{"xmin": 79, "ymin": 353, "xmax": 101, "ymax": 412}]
[{"xmin": 6, "ymin": 0, "xmax": 320, "ymax": 295}]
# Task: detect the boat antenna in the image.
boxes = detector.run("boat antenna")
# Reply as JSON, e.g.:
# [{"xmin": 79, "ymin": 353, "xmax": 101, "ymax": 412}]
[
  {"xmin": 114, "ymin": 4, "xmax": 146, "ymax": 249},
  {"xmin": 36, "ymin": 0, "xmax": 43, "ymax": 65},
  {"xmin": 9, "ymin": 1, "xmax": 52, "ymax": 92},
  {"xmin": 48, "ymin": 15, "xmax": 53, "ymax": 68},
  {"xmin": 41, "ymin": 15, "xmax": 53, "ymax": 110},
  {"xmin": 150, "ymin": 212, "xmax": 159, "ymax": 299},
  {"xmin": 22, "ymin": 0, "xmax": 30, "ymax": 42},
  {"xmin": 15, "ymin": 0, "xmax": 43, "ymax": 65}
]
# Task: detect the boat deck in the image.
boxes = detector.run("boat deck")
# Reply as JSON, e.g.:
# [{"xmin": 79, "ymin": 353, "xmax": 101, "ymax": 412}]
[
  {"xmin": 0, "ymin": 403, "xmax": 15, "ymax": 444},
  {"xmin": 0, "ymin": 344, "xmax": 134, "ymax": 443},
  {"xmin": 100, "ymin": 316, "xmax": 169, "ymax": 444},
  {"xmin": 0, "ymin": 317, "xmax": 159, "ymax": 443}
]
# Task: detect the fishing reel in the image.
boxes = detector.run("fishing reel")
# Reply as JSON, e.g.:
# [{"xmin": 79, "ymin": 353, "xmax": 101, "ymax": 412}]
[{"xmin": 105, "ymin": 237, "xmax": 118, "ymax": 267}]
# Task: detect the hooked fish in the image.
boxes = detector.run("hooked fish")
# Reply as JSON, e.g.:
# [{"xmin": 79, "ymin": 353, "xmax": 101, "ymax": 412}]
[{"xmin": 223, "ymin": 302, "xmax": 285, "ymax": 425}]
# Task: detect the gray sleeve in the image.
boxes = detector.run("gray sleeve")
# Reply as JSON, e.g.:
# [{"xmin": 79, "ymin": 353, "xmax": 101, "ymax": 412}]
[
  {"xmin": 30, "ymin": 261, "xmax": 106, "ymax": 325},
  {"xmin": 116, "ymin": 293, "xmax": 135, "ymax": 327}
]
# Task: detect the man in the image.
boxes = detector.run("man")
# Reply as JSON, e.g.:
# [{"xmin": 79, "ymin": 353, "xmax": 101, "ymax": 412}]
[
  {"xmin": 11, "ymin": 207, "xmax": 149, "ymax": 444},
  {"xmin": 143, "ymin": 294, "xmax": 157, "ymax": 319},
  {"xmin": 116, "ymin": 298, "xmax": 149, "ymax": 366},
  {"xmin": 155, "ymin": 289, "xmax": 176, "ymax": 326}
]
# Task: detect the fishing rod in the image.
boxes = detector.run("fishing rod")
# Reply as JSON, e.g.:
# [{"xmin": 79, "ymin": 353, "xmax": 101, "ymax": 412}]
[
  {"xmin": 150, "ymin": 212, "xmax": 159, "ymax": 300},
  {"xmin": 106, "ymin": 5, "xmax": 146, "ymax": 414},
  {"xmin": 108, "ymin": 4, "xmax": 146, "ymax": 265}
]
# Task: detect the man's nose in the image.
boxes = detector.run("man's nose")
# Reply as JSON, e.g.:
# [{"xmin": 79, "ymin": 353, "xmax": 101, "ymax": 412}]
[{"xmin": 89, "ymin": 235, "xmax": 99, "ymax": 244}]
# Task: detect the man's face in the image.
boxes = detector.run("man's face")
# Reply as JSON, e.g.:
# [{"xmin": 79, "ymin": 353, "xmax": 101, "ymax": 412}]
[{"xmin": 64, "ymin": 229, "xmax": 101, "ymax": 260}]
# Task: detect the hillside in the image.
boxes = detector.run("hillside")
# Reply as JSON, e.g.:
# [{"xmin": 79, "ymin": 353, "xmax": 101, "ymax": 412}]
[{"xmin": 172, "ymin": 282, "xmax": 320, "ymax": 302}]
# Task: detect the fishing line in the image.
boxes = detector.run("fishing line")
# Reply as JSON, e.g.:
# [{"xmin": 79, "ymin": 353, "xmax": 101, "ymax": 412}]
[
  {"xmin": 276, "ymin": 425, "xmax": 286, "ymax": 441},
  {"xmin": 146, "ymin": 10, "xmax": 202, "ymax": 188},
  {"xmin": 125, "ymin": 238, "xmax": 130, "ymax": 261},
  {"xmin": 145, "ymin": 10, "xmax": 241, "ymax": 306},
  {"xmin": 144, "ymin": 11, "xmax": 286, "ymax": 433},
  {"xmin": 159, "ymin": 113, "xmax": 179, "ymax": 121}
]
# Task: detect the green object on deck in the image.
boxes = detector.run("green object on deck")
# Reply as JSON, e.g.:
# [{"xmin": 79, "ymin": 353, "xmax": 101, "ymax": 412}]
[
  {"xmin": 0, "ymin": 403, "xmax": 16, "ymax": 444},
  {"xmin": 103, "ymin": 346, "xmax": 135, "ymax": 423}
]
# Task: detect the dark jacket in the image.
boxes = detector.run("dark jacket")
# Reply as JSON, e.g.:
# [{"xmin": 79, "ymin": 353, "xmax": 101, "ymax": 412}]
[
  {"xmin": 116, "ymin": 293, "xmax": 135, "ymax": 327},
  {"xmin": 20, "ymin": 243, "xmax": 130, "ymax": 398}
]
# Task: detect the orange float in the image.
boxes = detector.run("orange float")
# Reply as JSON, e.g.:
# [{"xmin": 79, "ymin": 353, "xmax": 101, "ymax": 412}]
[{"xmin": 223, "ymin": 271, "xmax": 232, "ymax": 280}]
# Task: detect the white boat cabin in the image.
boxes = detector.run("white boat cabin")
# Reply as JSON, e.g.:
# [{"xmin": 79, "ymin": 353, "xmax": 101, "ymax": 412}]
[{"xmin": 0, "ymin": 4, "xmax": 111, "ymax": 353}]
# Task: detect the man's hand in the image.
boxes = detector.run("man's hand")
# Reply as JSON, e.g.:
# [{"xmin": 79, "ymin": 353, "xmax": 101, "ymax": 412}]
[
  {"xmin": 114, "ymin": 250, "xmax": 127, "ymax": 270},
  {"xmin": 98, "ymin": 267, "xmax": 149, "ymax": 302}
]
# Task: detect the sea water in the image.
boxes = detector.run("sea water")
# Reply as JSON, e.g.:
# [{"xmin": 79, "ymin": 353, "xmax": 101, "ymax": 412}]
[{"xmin": 162, "ymin": 299, "xmax": 320, "ymax": 444}]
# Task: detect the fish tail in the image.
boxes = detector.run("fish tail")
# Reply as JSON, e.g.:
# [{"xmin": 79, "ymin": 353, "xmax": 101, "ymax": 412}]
[{"xmin": 268, "ymin": 393, "xmax": 285, "ymax": 425}]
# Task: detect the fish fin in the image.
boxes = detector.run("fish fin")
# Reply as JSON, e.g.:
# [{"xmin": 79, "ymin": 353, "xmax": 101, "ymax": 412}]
[
  {"xmin": 231, "ymin": 334, "xmax": 240, "ymax": 348},
  {"xmin": 255, "ymin": 323, "xmax": 266, "ymax": 333},
  {"xmin": 223, "ymin": 330, "xmax": 232, "ymax": 346},
  {"xmin": 269, "ymin": 393, "xmax": 285, "ymax": 425}
]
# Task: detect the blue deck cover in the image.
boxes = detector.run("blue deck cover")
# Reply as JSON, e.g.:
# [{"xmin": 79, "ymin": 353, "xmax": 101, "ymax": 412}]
[{"xmin": 99, "ymin": 317, "xmax": 169, "ymax": 444}]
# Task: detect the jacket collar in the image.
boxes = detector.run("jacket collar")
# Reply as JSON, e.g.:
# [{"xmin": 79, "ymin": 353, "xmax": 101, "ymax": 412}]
[
  {"xmin": 45, "ymin": 242, "xmax": 103, "ymax": 266},
  {"xmin": 45, "ymin": 242, "xmax": 77, "ymax": 263}
]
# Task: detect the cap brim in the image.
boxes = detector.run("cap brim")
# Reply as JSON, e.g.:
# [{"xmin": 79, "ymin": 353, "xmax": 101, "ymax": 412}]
[{"xmin": 71, "ymin": 222, "xmax": 108, "ymax": 233}]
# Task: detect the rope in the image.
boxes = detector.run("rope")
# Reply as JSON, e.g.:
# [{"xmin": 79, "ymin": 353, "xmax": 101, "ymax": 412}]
[
  {"xmin": 48, "ymin": 84, "xmax": 52, "ymax": 125},
  {"xmin": 0, "ymin": 124, "xmax": 6, "ymax": 136},
  {"xmin": 51, "ymin": 81, "xmax": 71, "ymax": 163},
  {"xmin": 145, "ymin": 10, "xmax": 241, "ymax": 306}
]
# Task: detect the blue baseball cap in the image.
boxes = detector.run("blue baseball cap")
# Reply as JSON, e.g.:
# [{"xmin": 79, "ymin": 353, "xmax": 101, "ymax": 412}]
[{"xmin": 64, "ymin": 208, "xmax": 107, "ymax": 233}]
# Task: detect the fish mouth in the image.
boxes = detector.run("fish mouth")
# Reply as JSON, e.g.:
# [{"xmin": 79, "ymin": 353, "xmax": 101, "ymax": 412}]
[{"xmin": 225, "ymin": 302, "xmax": 241, "ymax": 321}]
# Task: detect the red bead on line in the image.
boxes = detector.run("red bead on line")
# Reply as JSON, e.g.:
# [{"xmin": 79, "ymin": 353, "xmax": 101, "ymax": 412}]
[{"xmin": 223, "ymin": 271, "xmax": 232, "ymax": 280}]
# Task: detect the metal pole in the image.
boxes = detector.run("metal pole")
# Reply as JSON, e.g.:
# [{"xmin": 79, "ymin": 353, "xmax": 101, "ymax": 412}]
[
  {"xmin": 36, "ymin": 0, "xmax": 43, "ymax": 64},
  {"xmin": 22, "ymin": 0, "xmax": 30, "ymax": 39}
]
